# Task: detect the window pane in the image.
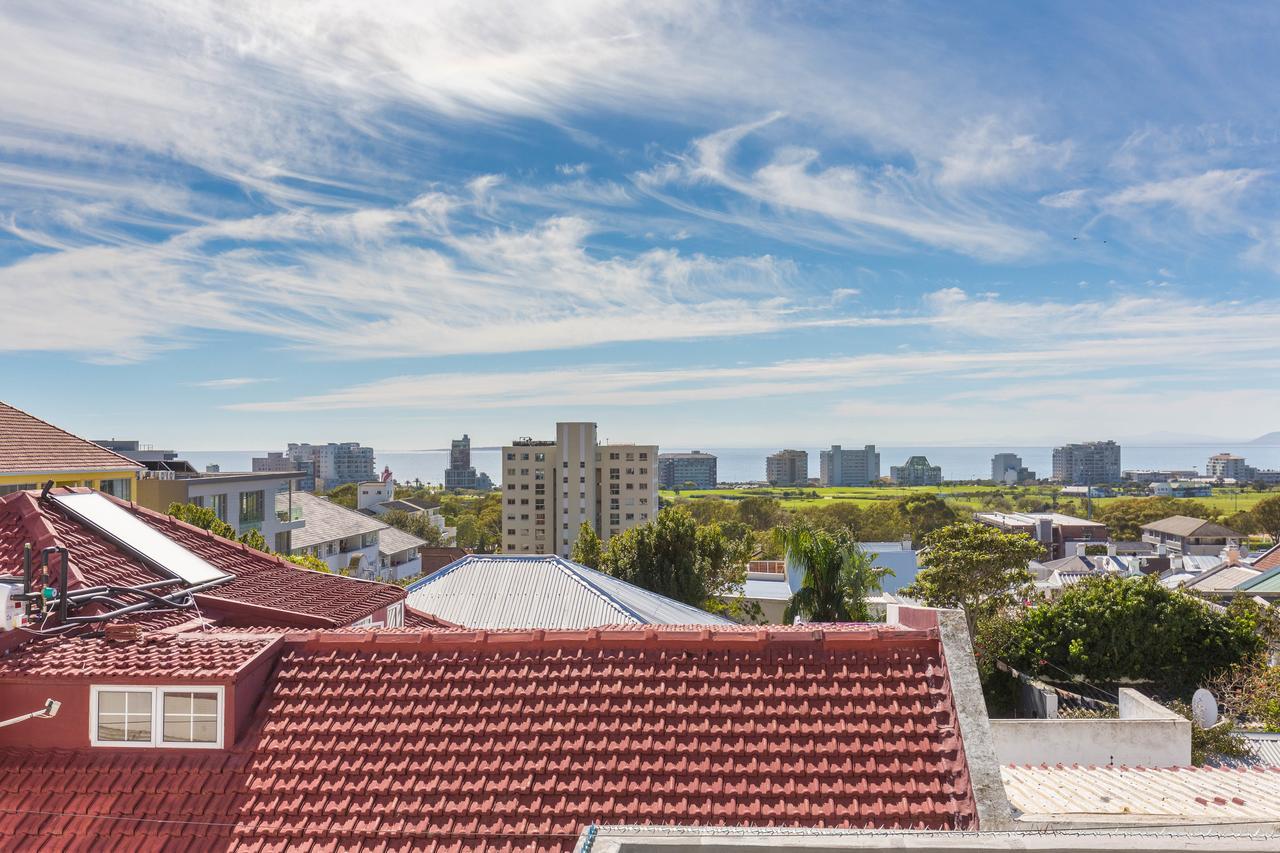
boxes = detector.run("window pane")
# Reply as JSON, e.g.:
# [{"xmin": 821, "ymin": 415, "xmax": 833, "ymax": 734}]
[
  {"xmin": 191, "ymin": 720, "xmax": 218, "ymax": 743},
  {"xmin": 164, "ymin": 692, "xmax": 191, "ymax": 715},
  {"xmin": 98, "ymin": 691, "xmax": 127, "ymax": 714},
  {"xmin": 191, "ymin": 693, "xmax": 218, "ymax": 715},
  {"xmin": 97, "ymin": 714, "xmax": 127, "ymax": 741},
  {"xmin": 127, "ymin": 719, "xmax": 153, "ymax": 742},
  {"xmin": 163, "ymin": 718, "xmax": 192, "ymax": 742},
  {"xmin": 126, "ymin": 692, "xmax": 151, "ymax": 713}
]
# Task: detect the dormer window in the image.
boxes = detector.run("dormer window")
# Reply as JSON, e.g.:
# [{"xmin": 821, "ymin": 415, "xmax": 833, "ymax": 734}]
[{"xmin": 90, "ymin": 686, "xmax": 224, "ymax": 749}]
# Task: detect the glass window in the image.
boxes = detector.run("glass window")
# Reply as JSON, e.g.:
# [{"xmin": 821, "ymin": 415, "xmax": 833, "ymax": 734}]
[
  {"xmin": 99, "ymin": 478, "xmax": 133, "ymax": 501},
  {"xmin": 95, "ymin": 689, "xmax": 152, "ymax": 743},
  {"xmin": 239, "ymin": 490, "xmax": 265, "ymax": 524},
  {"xmin": 210, "ymin": 493, "xmax": 228, "ymax": 521},
  {"xmin": 162, "ymin": 691, "xmax": 220, "ymax": 744}
]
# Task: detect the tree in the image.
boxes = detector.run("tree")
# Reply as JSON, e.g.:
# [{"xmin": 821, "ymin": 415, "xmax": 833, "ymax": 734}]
[
  {"xmin": 287, "ymin": 553, "xmax": 332, "ymax": 573},
  {"xmin": 902, "ymin": 522, "xmax": 1041, "ymax": 637},
  {"xmin": 777, "ymin": 524, "xmax": 892, "ymax": 624},
  {"xmin": 994, "ymin": 575, "xmax": 1263, "ymax": 694},
  {"xmin": 600, "ymin": 507, "xmax": 706, "ymax": 605},
  {"xmin": 381, "ymin": 509, "xmax": 447, "ymax": 547},
  {"xmin": 896, "ymin": 494, "xmax": 956, "ymax": 546},
  {"xmin": 1253, "ymin": 495, "xmax": 1280, "ymax": 539},
  {"xmin": 323, "ymin": 483, "xmax": 358, "ymax": 508},
  {"xmin": 736, "ymin": 496, "xmax": 784, "ymax": 531},
  {"xmin": 570, "ymin": 522, "xmax": 604, "ymax": 568},
  {"xmin": 167, "ymin": 502, "xmax": 235, "ymax": 539},
  {"xmin": 238, "ymin": 527, "xmax": 268, "ymax": 553},
  {"xmin": 1093, "ymin": 497, "xmax": 1218, "ymax": 539}
]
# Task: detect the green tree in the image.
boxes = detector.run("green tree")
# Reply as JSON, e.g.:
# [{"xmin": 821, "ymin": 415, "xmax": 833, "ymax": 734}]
[
  {"xmin": 896, "ymin": 493, "xmax": 956, "ymax": 546},
  {"xmin": 994, "ymin": 575, "xmax": 1263, "ymax": 693},
  {"xmin": 1252, "ymin": 495, "xmax": 1280, "ymax": 539},
  {"xmin": 902, "ymin": 522, "xmax": 1041, "ymax": 637},
  {"xmin": 167, "ymin": 502, "xmax": 235, "ymax": 539},
  {"xmin": 1094, "ymin": 497, "xmax": 1218, "ymax": 539},
  {"xmin": 286, "ymin": 553, "xmax": 332, "ymax": 573},
  {"xmin": 238, "ymin": 527, "xmax": 268, "ymax": 552},
  {"xmin": 600, "ymin": 507, "xmax": 706, "ymax": 605},
  {"xmin": 736, "ymin": 496, "xmax": 784, "ymax": 531},
  {"xmin": 323, "ymin": 483, "xmax": 358, "ymax": 508},
  {"xmin": 381, "ymin": 509, "xmax": 447, "ymax": 546},
  {"xmin": 570, "ymin": 522, "xmax": 604, "ymax": 568},
  {"xmin": 777, "ymin": 524, "xmax": 892, "ymax": 623}
]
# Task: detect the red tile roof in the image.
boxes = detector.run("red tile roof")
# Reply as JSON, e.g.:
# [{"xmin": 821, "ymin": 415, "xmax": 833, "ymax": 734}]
[
  {"xmin": 1252, "ymin": 542, "xmax": 1280, "ymax": 571},
  {"xmin": 404, "ymin": 605, "xmax": 459, "ymax": 628},
  {"xmin": 0, "ymin": 490, "xmax": 406, "ymax": 629},
  {"xmin": 0, "ymin": 401, "xmax": 143, "ymax": 476},
  {"xmin": 0, "ymin": 625, "xmax": 976, "ymax": 850},
  {"xmin": 0, "ymin": 633, "xmax": 277, "ymax": 680}
]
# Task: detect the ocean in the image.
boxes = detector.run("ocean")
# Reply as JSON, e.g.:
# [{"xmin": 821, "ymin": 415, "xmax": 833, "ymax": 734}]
[{"xmin": 180, "ymin": 444, "xmax": 1280, "ymax": 485}]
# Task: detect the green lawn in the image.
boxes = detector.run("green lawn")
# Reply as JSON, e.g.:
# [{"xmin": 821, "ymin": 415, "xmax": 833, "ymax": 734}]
[{"xmin": 661, "ymin": 484, "xmax": 1276, "ymax": 513}]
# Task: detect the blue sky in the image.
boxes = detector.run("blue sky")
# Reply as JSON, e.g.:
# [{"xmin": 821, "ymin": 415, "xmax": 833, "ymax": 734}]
[{"xmin": 2, "ymin": 1, "xmax": 1279, "ymax": 450}]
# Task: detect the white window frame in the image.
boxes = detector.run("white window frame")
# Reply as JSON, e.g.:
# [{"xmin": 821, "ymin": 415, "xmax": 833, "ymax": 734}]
[
  {"xmin": 386, "ymin": 601, "xmax": 404, "ymax": 628},
  {"xmin": 89, "ymin": 685, "xmax": 225, "ymax": 749}
]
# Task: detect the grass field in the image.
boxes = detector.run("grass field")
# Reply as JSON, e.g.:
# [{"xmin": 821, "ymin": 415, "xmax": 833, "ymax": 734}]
[{"xmin": 660, "ymin": 484, "xmax": 1277, "ymax": 513}]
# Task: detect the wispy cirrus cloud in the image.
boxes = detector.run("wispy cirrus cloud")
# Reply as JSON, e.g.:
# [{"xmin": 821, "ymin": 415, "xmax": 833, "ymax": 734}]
[{"xmin": 189, "ymin": 377, "xmax": 276, "ymax": 389}]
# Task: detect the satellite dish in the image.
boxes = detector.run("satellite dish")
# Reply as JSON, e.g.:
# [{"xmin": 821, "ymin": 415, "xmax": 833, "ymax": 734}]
[{"xmin": 1191, "ymin": 688, "xmax": 1218, "ymax": 728}]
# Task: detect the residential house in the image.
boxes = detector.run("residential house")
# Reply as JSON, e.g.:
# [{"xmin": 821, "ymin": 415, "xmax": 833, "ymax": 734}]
[
  {"xmin": 0, "ymin": 401, "xmax": 142, "ymax": 499},
  {"xmin": 354, "ymin": 480, "xmax": 455, "ymax": 543},
  {"xmin": 1060, "ymin": 485, "xmax": 1114, "ymax": 498},
  {"xmin": 890, "ymin": 455, "xmax": 942, "ymax": 486},
  {"xmin": 973, "ymin": 511, "xmax": 1108, "ymax": 560},
  {"xmin": 286, "ymin": 491, "xmax": 426, "ymax": 581},
  {"xmin": 1151, "ymin": 480, "xmax": 1213, "ymax": 497},
  {"xmin": 1140, "ymin": 515, "xmax": 1240, "ymax": 556},
  {"xmin": 405, "ymin": 554, "xmax": 732, "ymax": 628},
  {"xmin": 136, "ymin": 470, "xmax": 305, "ymax": 554}
]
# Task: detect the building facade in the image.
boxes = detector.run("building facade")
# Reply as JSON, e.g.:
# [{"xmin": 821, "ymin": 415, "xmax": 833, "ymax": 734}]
[
  {"xmin": 890, "ymin": 455, "xmax": 942, "ymax": 486},
  {"xmin": 819, "ymin": 445, "xmax": 880, "ymax": 486},
  {"xmin": 974, "ymin": 511, "xmax": 1109, "ymax": 561},
  {"xmin": 991, "ymin": 452, "xmax": 1035, "ymax": 484},
  {"xmin": 657, "ymin": 451, "xmax": 718, "ymax": 489},
  {"xmin": 1052, "ymin": 440, "xmax": 1121, "ymax": 485},
  {"xmin": 1206, "ymin": 453, "xmax": 1249, "ymax": 480},
  {"xmin": 444, "ymin": 434, "xmax": 478, "ymax": 490},
  {"xmin": 1123, "ymin": 468, "xmax": 1199, "ymax": 484},
  {"xmin": 137, "ymin": 470, "xmax": 306, "ymax": 553},
  {"xmin": 765, "ymin": 449, "xmax": 809, "ymax": 486},
  {"xmin": 501, "ymin": 422, "xmax": 657, "ymax": 558},
  {"xmin": 256, "ymin": 442, "xmax": 375, "ymax": 492}
]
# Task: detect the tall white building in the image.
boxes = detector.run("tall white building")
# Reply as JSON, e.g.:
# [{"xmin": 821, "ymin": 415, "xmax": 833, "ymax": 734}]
[
  {"xmin": 257, "ymin": 442, "xmax": 375, "ymax": 491},
  {"xmin": 501, "ymin": 422, "xmax": 657, "ymax": 558},
  {"xmin": 1206, "ymin": 453, "xmax": 1250, "ymax": 480},
  {"xmin": 991, "ymin": 453, "xmax": 1035, "ymax": 484},
  {"xmin": 1052, "ymin": 441, "xmax": 1121, "ymax": 485},
  {"xmin": 819, "ymin": 445, "xmax": 879, "ymax": 486}
]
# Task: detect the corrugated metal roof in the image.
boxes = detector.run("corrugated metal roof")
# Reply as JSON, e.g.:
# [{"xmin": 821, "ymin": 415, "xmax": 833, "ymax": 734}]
[
  {"xmin": 404, "ymin": 555, "xmax": 733, "ymax": 629},
  {"xmin": 285, "ymin": 492, "xmax": 384, "ymax": 549},
  {"xmin": 1183, "ymin": 564, "xmax": 1261, "ymax": 592},
  {"xmin": 1238, "ymin": 564, "xmax": 1280, "ymax": 593},
  {"xmin": 1210, "ymin": 734, "xmax": 1280, "ymax": 769},
  {"xmin": 1001, "ymin": 764, "xmax": 1280, "ymax": 824},
  {"xmin": 1141, "ymin": 515, "xmax": 1239, "ymax": 538}
]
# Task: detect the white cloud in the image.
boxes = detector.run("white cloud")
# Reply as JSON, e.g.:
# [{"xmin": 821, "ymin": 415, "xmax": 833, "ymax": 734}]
[
  {"xmin": 1039, "ymin": 188, "xmax": 1089, "ymax": 209},
  {"xmin": 1103, "ymin": 168, "xmax": 1267, "ymax": 223},
  {"xmin": 190, "ymin": 377, "xmax": 276, "ymax": 389}
]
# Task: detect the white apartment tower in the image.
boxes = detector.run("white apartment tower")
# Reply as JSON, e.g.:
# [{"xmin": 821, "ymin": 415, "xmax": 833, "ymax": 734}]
[{"xmin": 501, "ymin": 422, "xmax": 657, "ymax": 558}]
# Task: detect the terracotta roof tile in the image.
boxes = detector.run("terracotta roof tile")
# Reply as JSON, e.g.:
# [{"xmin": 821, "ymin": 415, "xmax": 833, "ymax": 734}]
[
  {"xmin": 0, "ymin": 401, "xmax": 143, "ymax": 476},
  {"xmin": 0, "ymin": 491, "xmax": 405, "ymax": 628},
  {"xmin": 1251, "ymin": 542, "xmax": 1280, "ymax": 571},
  {"xmin": 0, "ymin": 634, "xmax": 276, "ymax": 680},
  {"xmin": 0, "ymin": 624, "xmax": 975, "ymax": 850}
]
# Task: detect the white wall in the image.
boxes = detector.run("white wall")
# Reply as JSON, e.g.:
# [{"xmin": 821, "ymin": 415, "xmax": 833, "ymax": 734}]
[{"xmin": 990, "ymin": 689, "xmax": 1190, "ymax": 767}]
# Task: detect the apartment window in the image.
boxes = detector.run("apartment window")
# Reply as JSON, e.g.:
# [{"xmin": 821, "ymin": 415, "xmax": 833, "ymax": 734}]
[
  {"xmin": 520, "ymin": 484, "xmax": 529, "ymax": 490},
  {"xmin": 506, "ymin": 453, "xmax": 515, "ymax": 460},
  {"xmin": 508, "ymin": 529, "xmax": 516, "ymax": 535},
  {"xmin": 639, "ymin": 468, "xmax": 647, "ymax": 475},
  {"xmin": 610, "ymin": 499, "xmax": 620, "ymax": 509},
  {"xmin": 626, "ymin": 453, "xmax": 634, "ymax": 462},
  {"xmin": 639, "ymin": 483, "xmax": 648, "ymax": 490},
  {"xmin": 625, "ymin": 513, "xmax": 635, "ymax": 521},
  {"xmin": 535, "ymin": 499, "xmax": 544, "ymax": 509},
  {"xmin": 579, "ymin": 476, "xmax": 586, "ymax": 484},
  {"xmin": 521, "ymin": 453, "xmax": 529, "ymax": 461},
  {"xmin": 90, "ymin": 685, "xmax": 224, "ymax": 749},
  {"xmin": 507, "ymin": 468, "xmax": 515, "ymax": 476},
  {"xmin": 507, "ymin": 544, "xmax": 515, "ymax": 551},
  {"xmin": 610, "ymin": 485, "xmax": 620, "ymax": 495},
  {"xmin": 639, "ymin": 452, "xmax": 648, "ymax": 460},
  {"xmin": 534, "ymin": 453, "xmax": 546, "ymax": 462},
  {"xmin": 610, "ymin": 452, "xmax": 620, "ymax": 461},
  {"xmin": 209, "ymin": 493, "xmax": 228, "ymax": 521},
  {"xmin": 520, "ymin": 498, "xmax": 529, "ymax": 505},
  {"xmin": 520, "ymin": 469, "xmax": 529, "ymax": 476},
  {"xmin": 579, "ymin": 491, "xmax": 586, "ymax": 499},
  {"xmin": 639, "ymin": 497, "xmax": 648, "ymax": 505},
  {"xmin": 563, "ymin": 462, "xmax": 569, "ymax": 468},
  {"xmin": 610, "ymin": 514, "xmax": 620, "ymax": 525},
  {"xmin": 239, "ymin": 490, "xmax": 265, "ymax": 524},
  {"xmin": 640, "ymin": 513, "xmax": 648, "ymax": 521},
  {"xmin": 563, "ymin": 523, "xmax": 569, "ymax": 530},
  {"xmin": 506, "ymin": 483, "xmax": 515, "ymax": 491},
  {"xmin": 579, "ymin": 461, "xmax": 586, "ymax": 469},
  {"xmin": 507, "ymin": 499, "xmax": 515, "ymax": 506},
  {"xmin": 534, "ymin": 471, "xmax": 544, "ymax": 481},
  {"xmin": 562, "ymin": 476, "xmax": 569, "ymax": 484},
  {"xmin": 520, "ymin": 514, "xmax": 529, "ymax": 521},
  {"xmin": 99, "ymin": 478, "xmax": 133, "ymax": 501},
  {"xmin": 626, "ymin": 482, "xmax": 634, "ymax": 490}
]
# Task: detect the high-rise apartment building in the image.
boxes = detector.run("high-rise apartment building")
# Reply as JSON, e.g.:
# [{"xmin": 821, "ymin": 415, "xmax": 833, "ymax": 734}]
[
  {"xmin": 658, "ymin": 451, "xmax": 718, "ymax": 489},
  {"xmin": 1051, "ymin": 441, "xmax": 1121, "ymax": 485},
  {"xmin": 1206, "ymin": 452, "xmax": 1251, "ymax": 480},
  {"xmin": 819, "ymin": 445, "xmax": 879, "ymax": 486},
  {"xmin": 991, "ymin": 453, "xmax": 1035, "ymax": 484},
  {"xmin": 890, "ymin": 455, "xmax": 943, "ymax": 486},
  {"xmin": 501, "ymin": 422, "xmax": 657, "ymax": 558},
  {"xmin": 765, "ymin": 450, "xmax": 809, "ymax": 486},
  {"xmin": 255, "ymin": 442, "xmax": 374, "ymax": 491},
  {"xmin": 444, "ymin": 434, "xmax": 478, "ymax": 490}
]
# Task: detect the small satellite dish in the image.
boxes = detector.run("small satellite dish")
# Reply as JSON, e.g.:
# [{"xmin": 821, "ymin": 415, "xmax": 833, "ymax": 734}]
[{"xmin": 1191, "ymin": 688, "xmax": 1218, "ymax": 728}]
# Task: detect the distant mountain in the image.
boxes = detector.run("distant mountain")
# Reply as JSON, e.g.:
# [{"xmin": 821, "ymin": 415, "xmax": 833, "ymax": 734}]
[{"xmin": 1250, "ymin": 431, "xmax": 1280, "ymax": 445}]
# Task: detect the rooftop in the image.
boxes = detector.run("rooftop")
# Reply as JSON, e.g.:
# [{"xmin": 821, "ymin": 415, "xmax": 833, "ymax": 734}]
[
  {"xmin": 405, "ymin": 555, "xmax": 734, "ymax": 629},
  {"xmin": 0, "ymin": 401, "xmax": 143, "ymax": 476},
  {"xmin": 1140, "ymin": 515, "xmax": 1240, "ymax": 539},
  {"xmin": 0, "ymin": 633, "xmax": 277, "ymax": 680},
  {"xmin": 377, "ymin": 524, "xmax": 428, "ymax": 557},
  {"xmin": 285, "ymin": 492, "xmax": 385, "ymax": 550},
  {"xmin": 0, "ymin": 624, "xmax": 978, "ymax": 849},
  {"xmin": 1250, "ymin": 542, "xmax": 1280, "ymax": 571},
  {"xmin": 976, "ymin": 511, "xmax": 1105, "ymax": 528}
]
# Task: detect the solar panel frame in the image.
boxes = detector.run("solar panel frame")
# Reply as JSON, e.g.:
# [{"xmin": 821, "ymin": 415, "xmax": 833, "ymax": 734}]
[{"xmin": 51, "ymin": 492, "xmax": 230, "ymax": 586}]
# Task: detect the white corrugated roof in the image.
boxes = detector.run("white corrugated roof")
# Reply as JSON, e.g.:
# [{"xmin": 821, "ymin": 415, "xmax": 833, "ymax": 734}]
[
  {"xmin": 378, "ymin": 525, "xmax": 427, "ymax": 557},
  {"xmin": 284, "ymin": 492, "xmax": 384, "ymax": 549},
  {"xmin": 1002, "ymin": 764, "xmax": 1280, "ymax": 824},
  {"xmin": 404, "ymin": 555, "xmax": 733, "ymax": 629}
]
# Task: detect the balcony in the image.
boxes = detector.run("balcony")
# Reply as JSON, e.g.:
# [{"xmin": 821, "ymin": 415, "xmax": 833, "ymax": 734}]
[{"xmin": 238, "ymin": 519, "xmax": 263, "ymax": 536}]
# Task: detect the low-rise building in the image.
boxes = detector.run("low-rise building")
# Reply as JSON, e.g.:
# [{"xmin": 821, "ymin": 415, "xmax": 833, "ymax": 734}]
[
  {"xmin": 1150, "ymin": 480, "xmax": 1213, "ymax": 498},
  {"xmin": 93, "ymin": 440, "xmax": 198, "ymax": 478},
  {"xmin": 137, "ymin": 470, "xmax": 306, "ymax": 553},
  {"xmin": 973, "ymin": 511, "xmax": 1108, "ymax": 560},
  {"xmin": 1060, "ymin": 485, "xmax": 1113, "ymax": 498},
  {"xmin": 1140, "ymin": 515, "xmax": 1240, "ymax": 556},
  {"xmin": 0, "ymin": 401, "xmax": 142, "ymax": 499},
  {"xmin": 354, "ymin": 480, "xmax": 455, "ymax": 544},
  {"xmin": 1123, "ymin": 468, "xmax": 1199, "ymax": 483},
  {"xmin": 657, "ymin": 451, "xmax": 718, "ymax": 489},
  {"xmin": 819, "ymin": 444, "xmax": 879, "ymax": 486},
  {"xmin": 764, "ymin": 449, "xmax": 808, "ymax": 486},
  {"xmin": 286, "ymin": 492, "xmax": 426, "ymax": 581},
  {"xmin": 890, "ymin": 455, "xmax": 942, "ymax": 486}
]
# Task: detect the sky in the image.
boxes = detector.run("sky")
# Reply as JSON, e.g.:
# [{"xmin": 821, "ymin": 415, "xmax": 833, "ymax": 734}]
[{"xmin": 2, "ymin": 1, "xmax": 1279, "ymax": 451}]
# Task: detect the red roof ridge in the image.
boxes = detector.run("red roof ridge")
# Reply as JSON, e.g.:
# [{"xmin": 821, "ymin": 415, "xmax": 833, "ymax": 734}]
[
  {"xmin": 0, "ymin": 402, "xmax": 143, "ymax": 471},
  {"xmin": 280, "ymin": 623, "xmax": 940, "ymax": 653}
]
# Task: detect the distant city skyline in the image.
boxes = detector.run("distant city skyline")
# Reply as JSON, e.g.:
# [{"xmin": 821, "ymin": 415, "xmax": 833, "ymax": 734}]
[{"xmin": 4, "ymin": 4, "xmax": 1280, "ymax": 445}]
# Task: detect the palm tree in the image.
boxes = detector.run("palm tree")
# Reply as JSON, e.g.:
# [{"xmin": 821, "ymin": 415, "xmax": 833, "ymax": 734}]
[{"xmin": 778, "ymin": 524, "xmax": 894, "ymax": 623}]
